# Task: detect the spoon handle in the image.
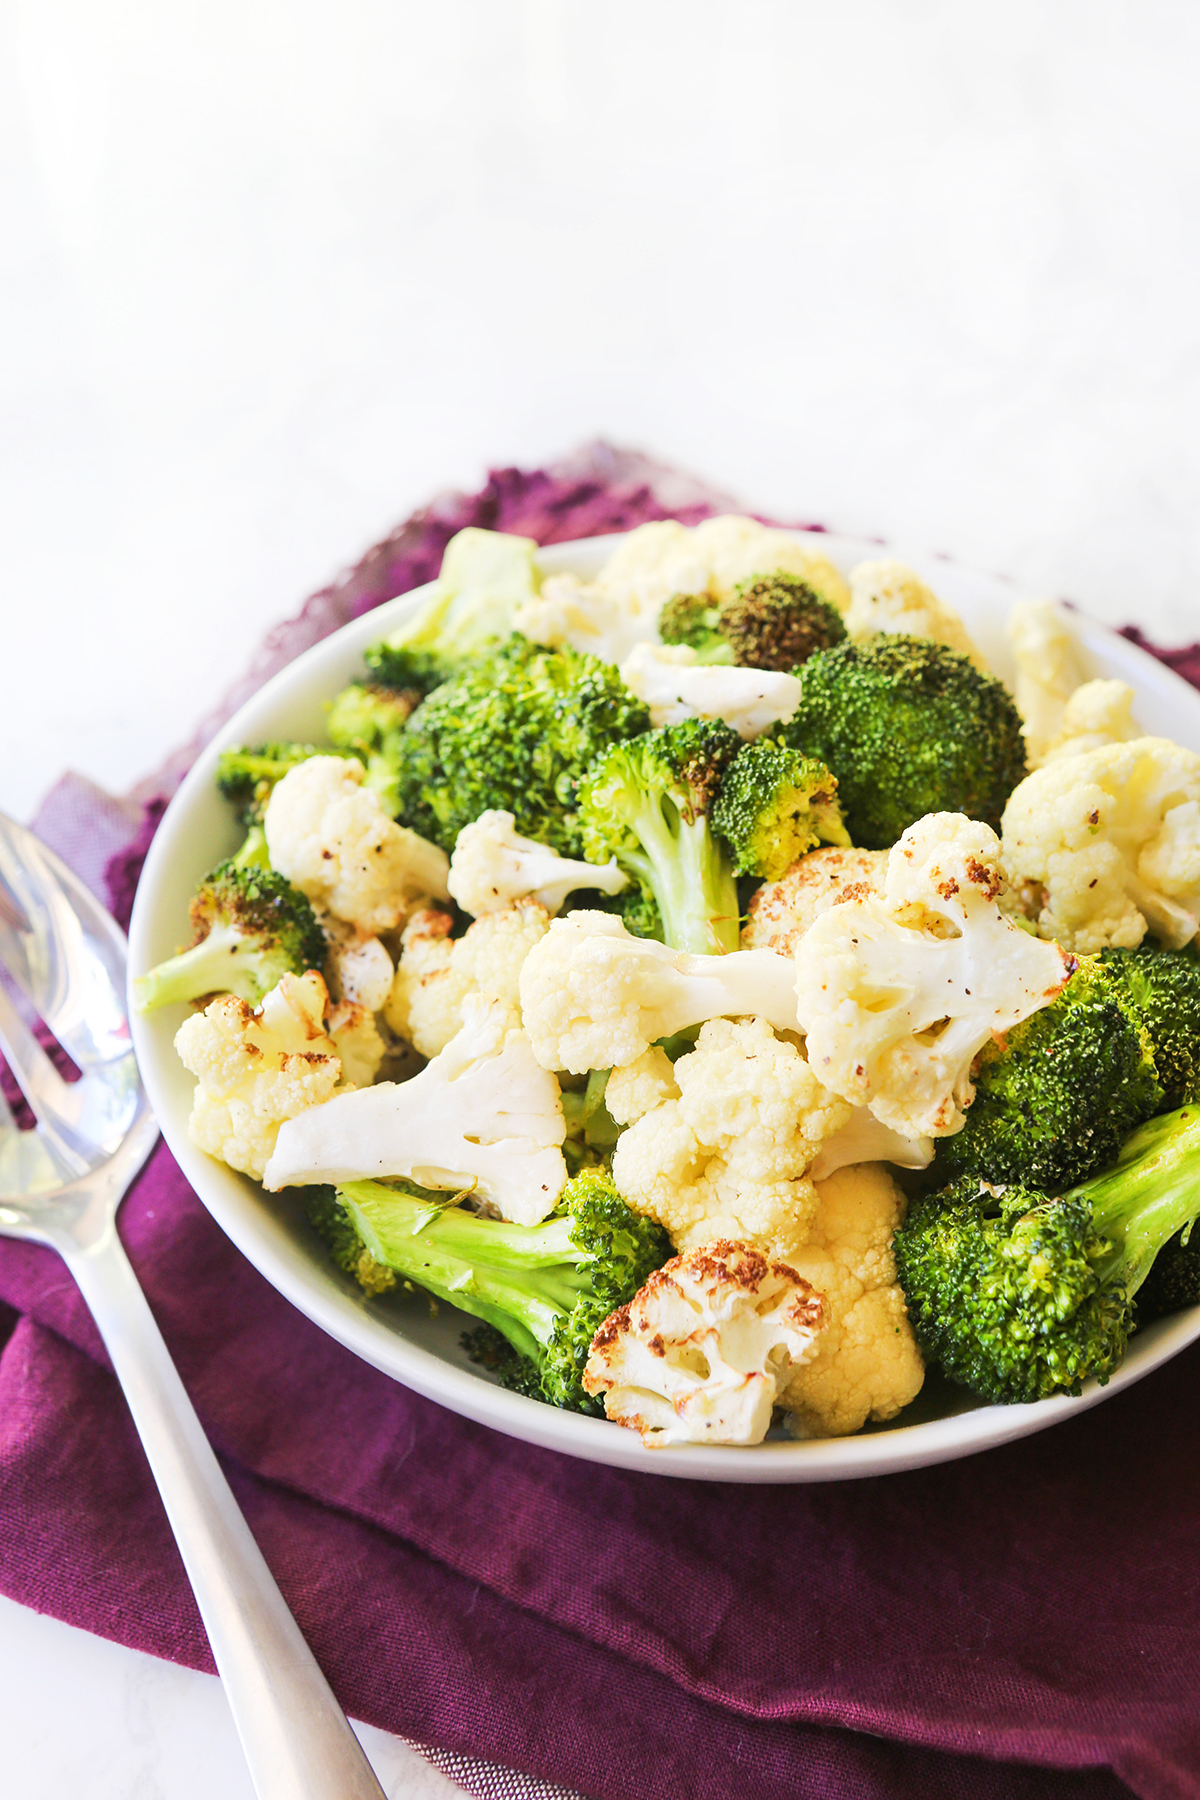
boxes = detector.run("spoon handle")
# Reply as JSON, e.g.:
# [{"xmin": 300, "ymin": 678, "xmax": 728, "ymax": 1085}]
[{"xmin": 65, "ymin": 1218, "xmax": 386, "ymax": 1800}]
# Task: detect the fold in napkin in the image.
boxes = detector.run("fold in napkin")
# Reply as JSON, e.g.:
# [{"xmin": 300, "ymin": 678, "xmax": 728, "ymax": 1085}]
[{"xmin": 4, "ymin": 446, "xmax": 1198, "ymax": 1800}]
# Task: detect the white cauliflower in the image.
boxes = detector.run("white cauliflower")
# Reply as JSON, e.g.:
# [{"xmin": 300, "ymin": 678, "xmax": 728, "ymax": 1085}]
[
  {"xmin": 583, "ymin": 1241, "xmax": 824, "ymax": 1448},
  {"xmin": 779, "ymin": 1164, "xmax": 925, "ymax": 1439},
  {"xmin": 604, "ymin": 1046, "xmax": 680, "ymax": 1125},
  {"xmin": 794, "ymin": 814, "xmax": 1071, "ymax": 1136},
  {"xmin": 263, "ymin": 994, "xmax": 568, "ymax": 1226},
  {"xmin": 845, "ymin": 559, "xmax": 984, "ymax": 667},
  {"xmin": 617, "ymin": 643, "xmax": 802, "ymax": 738},
  {"xmin": 808, "ymin": 1107, "xmax": 934, "ymax": 1180},
  {"xmin": 175, "ymin": 970, "xmax": 384, "ymax": 1180},
  {"xmin": 382, "ymin": 526, "xmax": 541, "ymax": 665},
  {"xmin": 742, "ymin": 846, "xmax": 889, "ymax": 959},
  {"xmin": 385, "ymin": 900, "xmax": 550, "ymax": 1059},
  {"xmin": 264, "ymin": 756, "xmax": 450, "ymax": 935},
  {"xmin": 519, "ymin": 911, "xmax": 800, "ymax": 1074},
  {"xmin": 514, "ymin": 570, "xmax": 662, "ymax": 668},
  {"xmin": 513, "ymin": 517, "xmax": 850, "ymax": 664},
  {"xmin": 1001, "ymin": 737, "xmax": 1200, "ymax": 952},
  {"xmin": 322, "ymin": 919, "xmax": 395, "ymax": 1013},
  {"xmin": 611, "ymin": 1016, "xmax": 852, "ymax": 1260},
  {"xmin": 1042, "ymin": 678, "xmax": 1141, "ymax": 762},
  {"xmin": 1007, "ymin": 597, "xmax": 1087, "ymax": 767},
  {"xmin": 447, "ymin": 810, "xmax": 627, "ymax": 917}
]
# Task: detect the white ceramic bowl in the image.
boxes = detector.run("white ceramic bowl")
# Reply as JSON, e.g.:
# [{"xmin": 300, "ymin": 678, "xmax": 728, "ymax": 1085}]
[{"xmin": 129, "ymin": 529, "xmax": 1200, "ymax": 1482}]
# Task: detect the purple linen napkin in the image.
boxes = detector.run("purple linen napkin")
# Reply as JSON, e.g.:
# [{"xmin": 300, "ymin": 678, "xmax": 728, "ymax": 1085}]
[{"xmin": 2, "ymin": 447, "xmax": 1195, "ymax": 1800}]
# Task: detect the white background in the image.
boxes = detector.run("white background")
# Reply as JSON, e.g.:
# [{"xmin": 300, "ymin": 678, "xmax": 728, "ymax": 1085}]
[{"xmin": 4, "ymin": 2, "xmax": 1200, "ymax": 1793}]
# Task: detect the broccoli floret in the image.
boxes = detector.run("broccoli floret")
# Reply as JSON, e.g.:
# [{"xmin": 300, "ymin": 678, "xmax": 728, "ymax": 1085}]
[
  {"xmin": 1099, "ymin": 945, "xmax": 1200, "ymax": 1110},
  {"xmin": 390, "ymin": 635, "xmax": 650, "ymax": 856},
  {"xmin": 933, "ymin": 959, "xmax": 1163, "ymax": 1192},
  {"xmin": 337, "ymin": 1168, "xmax": 672, "ymax": 1414},
  {"xmin": 711, "ymin": 739, "xmax": 851, "ymax": 882},
  {"xmin": 577, "ymin": 718, "xmax": 743, "ymax": 955},
  {"xmin": 362, "ymin": 640, "xmax": 451, "ymax": 699},
  {"xmin": 132, "ymin": 857, "xmax": 326, "ymax": 1012},
  {"xmin": 326, "ymin": 680, "xmax": 422, "ymax": 816},
  {"xmin": 718, "ymin": 573, "xmax": 847, "ymax": 672},
  {"xmin": 658, "ymin": 592, "xmax": 731, "ymax": 662},
  {"xmin": 303, "ymin": 1186, "xmax": 398, "ymax": 1296},
  {"xmin": 775, "ymin": 635, "xmax": 1028, "ymax": 849},
  {"xmin": 1136, "ymin": 1228, "xmax": 1200, "ymax": 1322},
  {"xmin": 216, "ymin": 742, "xmax": 334, "ymax": 827},
  {"xmin": 560, "ymin": 1067, "xmax": 622, "ymax": 1175},
  {"xmin": 895, "ymin": 1103, "xmax": 1200, "ymax": 1404}
]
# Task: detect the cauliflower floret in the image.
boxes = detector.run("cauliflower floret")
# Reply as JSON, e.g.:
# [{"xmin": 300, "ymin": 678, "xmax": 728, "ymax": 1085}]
[
  {"xmin": 618, "ymin": 643, "xmax": 802, "ymax": 738},
  {"xmin": 845, "ymin": 559, "xmax": 984, "ymax": 668},
  {"xmin": 447, "ymin": 810, "xmax": 627, "ymax": 917},
  {"xmin": 611, "ymin": 1016, "xmax": 852, "ymax": 1260},
  {"xmin": 519, "ymin": 911, "xmax": 799, "ymax": 1074},
  {"xmin": 779, "ymin": 1164, "xmax": 925, "ymax": 1438},
  {"xmin": 385, "ymin": 900, "xmax": 550, "ymax": 1059},
  {"xmin": 742, "ymin": 847, "xmax": 888, "ymax": 958},
  {"xmin": 262, "ymin": 994, "xmax": 567, "ymax": 1225},
  {"xmin": 1001, "ymin": 737, "xmax": 1200, "ymax": 952},
  {"xmin": 322, "ymin": 918, "xmax": 395, "ymax": 1013},
  {"xmin": 583, "ymin": 1241, "xmax": 824, "ymax": 1447},
  {"xmin": 174, "ymin": 970, "xmax": 382, "ymax": 1180},
  {"xmin": 1007, "ymin": 598, "xmax": 1087, "ymax": 767},
  {"xmin": 794, "ymin": 813, "xmax": 1071, "ymax": 1136},
  {"xmin": 605, "ymin": 1046, "xmax": 680, "ymax": 1125},
  {"xmin": 264, "ymin": 756, "xmax": 449, "ymax": 934},
  {"xmin": 1042, "ymin": 678, "xmax": 1141, "ymax": 762}
]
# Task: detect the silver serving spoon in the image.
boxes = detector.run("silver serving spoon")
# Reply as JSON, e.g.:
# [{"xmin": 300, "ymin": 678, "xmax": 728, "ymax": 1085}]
[{"xmin": 0, "ymin": 811, "xmax": 385, "ymax": 1800}]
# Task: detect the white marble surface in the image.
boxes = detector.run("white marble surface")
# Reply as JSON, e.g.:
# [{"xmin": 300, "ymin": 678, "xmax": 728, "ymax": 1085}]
[
  {"xmin": 0, "ymin": 1594, "xmax": 468, "ymax": 1798},
  {"xmin": 4, "ymin": 3, "xmax": 1200, "ymax": 1794}
]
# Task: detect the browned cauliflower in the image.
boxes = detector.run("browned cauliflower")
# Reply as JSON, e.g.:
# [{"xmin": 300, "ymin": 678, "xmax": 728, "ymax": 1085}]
[{"xmin": 583, "ymin": 1240, "xmax": 824, "ymax": 1447}]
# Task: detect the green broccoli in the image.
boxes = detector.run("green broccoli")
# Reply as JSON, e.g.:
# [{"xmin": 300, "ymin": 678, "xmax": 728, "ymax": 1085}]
[
  {"xmin": 326, "ymin": 680, "xmax": 421, "ymax": 815},
  {"xmin": 1099, "ymin": 945, "xmax": 1200, "ymax": 1110},
  {"xmin": 577, "ymin": 717, "xmax": 743, "ymax": 955},
  {"xmin": 657, "ymin": 591, "xmax": 731, "ymax": 662},
  {"xmin": 215, "ymin": 742, "xmax": 337, "ymax": 827},
  {"xmin": 894, "ymin": 1103, "xmax": 1200, "ymax": 1404},
  {"xmin": 390, "ymin": 635, "xmax": 650, "ymax": 855},
  {"xmin": 132, "ymin": 855, "xmax": 326, "ymax": 1012},
  {"xmin": 933, "ymin": 959, "xmax": 1164, "ymax": 1192},
  {"xmin": 775, "ymin": 634, "xmax": 1028, "ymax": 849},
  {"xmin": 1136, "ymin": 1228, "xmax": 1200, "ymax": 1322},
  {"xmin": 718, "ymin": 572, "xmax": 847, "ymax": 671},
  {"xmin": 711, "ymin": 739, "xmax": 851, "ymax": 882},
  {"xmin": 336, "ymin": 1169, "xmax": 672, "ymax": 1414},
  {"xmin": 303, "ymin": 1186, "xmax": 398, "ymax": 1297}
]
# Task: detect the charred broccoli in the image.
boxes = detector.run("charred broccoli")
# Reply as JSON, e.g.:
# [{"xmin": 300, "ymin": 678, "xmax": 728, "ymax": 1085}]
[
  {"xmin": 776, "ymin": 634, "xmax": 1028, "ymax": 849},
  {"xmin": 132, "ymin": 855, "xmax": 326, "ymax": 1012},
  {"xmin": 658, "ymin": 571, "xmax": 846, "ymax": 673},
  {"xmin": 895, "ymin": 1104, "xmax": 1200, "ymax": 1404}
]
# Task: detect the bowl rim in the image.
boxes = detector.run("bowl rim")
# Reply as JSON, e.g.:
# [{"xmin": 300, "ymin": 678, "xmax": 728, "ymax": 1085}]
[{"xmin": 129, "ymin": 525, "xmax": 1200, "ymax": 1482}]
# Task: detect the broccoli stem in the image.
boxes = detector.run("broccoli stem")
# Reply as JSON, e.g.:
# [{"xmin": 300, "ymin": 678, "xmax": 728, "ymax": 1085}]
[
  {"xmin": 132, "ymin": 923, "xmax": 285, "ymax": 1011},
  {"xmin": 338, "ymin": 1180, "xmax": 592, "ymax": 1370},
  {"xmin": 1081, "ymin": 1105, "xmax": 1200, "ymax": 1295},
  {"xmin": 617, "ymin": 792, "xmax": 740, "ymax": 956}
]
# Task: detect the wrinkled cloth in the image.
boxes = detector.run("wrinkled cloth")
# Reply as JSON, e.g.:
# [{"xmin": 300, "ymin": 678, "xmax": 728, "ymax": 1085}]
[{"xmin": 4, "ymin": 446, "xmax": 1198, "ymax": 1800}]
